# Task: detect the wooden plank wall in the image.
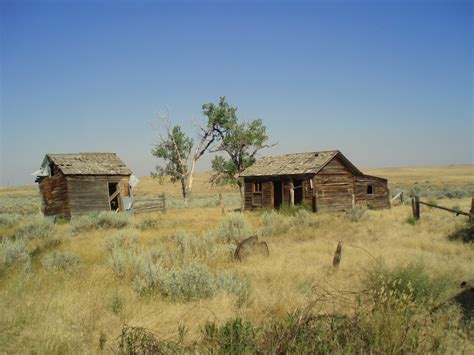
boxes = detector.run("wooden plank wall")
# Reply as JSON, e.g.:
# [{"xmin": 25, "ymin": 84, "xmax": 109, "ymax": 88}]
[
  {"xmin": 354, "ymin": 176, "xmax": 390, "ymax": 209},
  {"xmin": 314, "ymin": 157, "xmax": 354, "ymax": 212},
  {"xmin": 38, "ymin": 174, "xmax": 70, "ymax": 218},
  {"xmin": 66, "ymin": 175, "xmax": 130, "ymax": 217},
  {"xmin": 262, "ymin": 181, "xmax": 273, "ymax": 208},
  {"xmin": 244, "ymin": 176, "xmax": 313, "ymax": 210},
  {"xmin": 302, "ymin": 179, "xmax": 314, "ymax": 206},
  {"xmin": 244, "ymin": 181, "xmax": 254, "ymax": 210}
]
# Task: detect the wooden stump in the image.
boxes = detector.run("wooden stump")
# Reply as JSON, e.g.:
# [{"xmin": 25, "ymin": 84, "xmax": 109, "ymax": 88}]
[{"xmin": 332, "ymin": 241, "xmax": 343, "ymax": 268}]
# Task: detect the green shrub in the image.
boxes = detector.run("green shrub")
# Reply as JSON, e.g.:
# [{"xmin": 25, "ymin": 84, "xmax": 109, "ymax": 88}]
[
  {"xmin": 202, "ymin": 318, "xmax": 257, "ymax": 354},
  {"xmin": 131, "ymin": 259, "xmax": 252, "ymax": 302},
  {"xmin": 155, "ymin": 263, "xmax": 215, "ymax": 300},
  {"xmin": 278, "ymin": 203, "xmax": 309, "ymax": 216},
  {"xmin": 0, "ymin": 238, "xmax": 30, "ymax": 272},
  {"xmin": 118, "ymin": 325, "xmax": 181, "ymax": 354},
  {"xmin": 42, "ymin": 251, "xmax": 81, "ymax": 273},
  {"xmin": 71, "ymin": 212, "xmax": 130, "ymax": 234},
  {"xmin": 15, "ymin": 218, "xmax": 54, "ymax": 240},
  {"xmin": 109, "ymin": 246, "xmax": 150, "ymax": 278},
  {"xmin": 348, "ymin": 205, "xmax": 367, "ymax": 222},
  {"xmin": 136, "ymin": 215, "xmax": 160, "ymax": 231},
  {"xmin": 216, "ymin": 213, "xmax": 253, "ymax": 243},
  {"xmin": 116, "ymin": 262, "xmax": 465, "ymax": 353},
  {"xmin": 0, "ymin": 213, "xmax": 20, "ymax": 227},
  {"xmin": 109, "ymin": 294, "xmax": 123, "ymax": 315},
  {"xmin": 440, "ymin": 187, "xmax": 468, "ymax": 199},
  {"xmin": 105, "ymin": 229, "xmax": 138, "ymax": 252},
  {"xmin": 170, "ymin": 230, "xmax": 231, "ymax": 265},
  {"xmin": 405, "ymin": 216, "xmax": 416, "ymax": 225},
  {"xmin": 365, "ymin": 263, "xmax": 449, "ymax": 303},
  {"xmin": 259, "ymin": 211, "xmax": 293, "ymax": 237}
]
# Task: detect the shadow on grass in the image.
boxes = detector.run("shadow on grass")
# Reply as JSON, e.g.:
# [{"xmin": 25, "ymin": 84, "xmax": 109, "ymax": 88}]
[
  {"xmin": 448, "ymin": 223, "xmax": 474, "ymax": 243},
  {"xmin": 453, "ymin": 287, "xmax": 474, "ymax": 322}
]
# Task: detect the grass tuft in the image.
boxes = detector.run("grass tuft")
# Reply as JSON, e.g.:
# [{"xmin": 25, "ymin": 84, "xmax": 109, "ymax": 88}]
[{"xmin": 42, "ymin": 251, "xmax": 81, "ymax": 273}]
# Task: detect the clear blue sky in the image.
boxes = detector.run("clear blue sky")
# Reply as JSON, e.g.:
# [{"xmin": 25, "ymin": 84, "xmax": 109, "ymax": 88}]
[{"xmin": 1, "ymin": 0, "xmax": 472, "ymax": 185}]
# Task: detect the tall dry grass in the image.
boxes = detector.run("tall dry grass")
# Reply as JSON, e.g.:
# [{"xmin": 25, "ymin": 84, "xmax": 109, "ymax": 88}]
[{"xmin": 0, "ymin": 166, "xmax": 473, "ymax": 352}]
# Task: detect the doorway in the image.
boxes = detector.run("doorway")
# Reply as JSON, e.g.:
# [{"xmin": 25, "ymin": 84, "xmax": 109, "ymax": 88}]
[
  {"xmin": 294, "ymin": 179, "xmax": 303, "ymax": 205},
  {"xmin": 108, "ymin": 182, "xmax": 120, "ymax": 211},
  {"xmin": 273, "ymin": 180, "xmax": 282, "ymax": 209}
]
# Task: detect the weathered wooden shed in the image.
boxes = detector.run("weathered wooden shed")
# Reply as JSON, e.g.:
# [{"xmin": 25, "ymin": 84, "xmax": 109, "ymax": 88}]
[
  {"xmin": 34, "ymin": 153, "xmax": 137, "ymax": 219},
  {"xmin": 240, "ymin": 150, "xmax": 389, "ymax": 212}
]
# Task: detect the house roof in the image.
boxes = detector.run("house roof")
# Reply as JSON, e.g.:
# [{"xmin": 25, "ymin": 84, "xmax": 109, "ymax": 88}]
[
  {"xmin": 45, "ymin": 153, "xmax": 132, "ymax": 176},
  {"xmin": 240, "ymin": 150, "xmax": 362, "ymax": 177}
]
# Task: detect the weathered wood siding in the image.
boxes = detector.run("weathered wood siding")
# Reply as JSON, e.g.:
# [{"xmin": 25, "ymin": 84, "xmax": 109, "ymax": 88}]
[
  {"xmin": 38, "ymin": 173, "xmax": 70, "ymax": 218},
  {"xmin": 66, "ymin": 175, "xmax": 130, "ymax": 217},
  {"xmin": 314, "ymin": 157, "xmax": 354, "ymax": 212},
  {"xmin": 243, "ymin": 156, "xmax": 388, "ymax": 212},
  {"xmin": 262, "ymin": 181, "xmax": 273, "ymax": 208},
  {"xmin": 302, "ymin": 179, "xmax": 314, "ymax": 206},
  {"xmin": 244, "ymin": 176, "xmax": 313, "ymax": 210},
  {"xmin": 354, "ymin": 175, "xmax": 390, "ymax": 209},
  {"xmin": 243, "ymin": 179, "xmax": 273, "ymax": 210},
  {"xmin": 244, "ymin": 181, "xmax": 253, "ymax": 210}
]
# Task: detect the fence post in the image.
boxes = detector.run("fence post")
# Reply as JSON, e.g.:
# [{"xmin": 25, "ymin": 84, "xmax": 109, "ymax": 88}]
[
  {"xmin": 400, "ymin": 192, "xmax": 404, "ymax": 204},
  {"xmin": 414, "ymin": 196, "xmax": 420, "ymax": 220},
  {"xmin": 161, "ymin": 192, "xmax": 166, "ymax": 213},
  {"xmin": 470, "ymin": 197, "xmax": 474, "ymax": 222}
]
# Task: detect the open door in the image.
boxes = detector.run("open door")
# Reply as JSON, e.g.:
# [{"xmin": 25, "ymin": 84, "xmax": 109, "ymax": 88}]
[
  {"xmin": 108, "ymin": 182, "xmax": 121, "ymax": 211},
  {"xmin": 273, "ymin": 180, "xmax": 282, "ymax": 209},
  {"xmin": 293, "ymin": 179, "xmax": 303, "ymax": 205}
]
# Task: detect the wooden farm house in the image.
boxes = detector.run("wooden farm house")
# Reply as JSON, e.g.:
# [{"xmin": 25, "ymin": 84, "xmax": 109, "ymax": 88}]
[
  {"xmin": 241, "ymin": 150, "xmax": 389, "ymax": 212},
  {"xmin": 33, "ymin": 153, "xmax": 138, "ymax": 219}
]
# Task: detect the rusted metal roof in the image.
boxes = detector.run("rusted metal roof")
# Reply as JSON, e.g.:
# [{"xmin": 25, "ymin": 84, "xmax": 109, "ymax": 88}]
[
  {"xmin": 46, "ymin": 153, "xmax": 132, "ymax": 176},
  {"xmin": 241, "ymin": 150, "xmax": 362, "ymax": 177}
]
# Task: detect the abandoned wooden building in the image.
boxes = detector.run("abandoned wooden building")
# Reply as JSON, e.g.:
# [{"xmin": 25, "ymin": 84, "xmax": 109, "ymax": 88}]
[
  {"xmin": 34, "ymin": 153, "xmax": 138, "ymax": 219},
  {"xmin": 241, "ymin": 150, "xmax": 389, "ymax": 212}
]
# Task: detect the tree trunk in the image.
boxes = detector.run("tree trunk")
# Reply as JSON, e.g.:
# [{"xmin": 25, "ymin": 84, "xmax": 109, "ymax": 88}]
[
  {"xmin": 238, "ymin": 181, "xmax": 244, "ymax": 210},
  {"xmin": 187, "ymin": 158, "xmax": 196, "ymax": 197},
  {"xmin": 181, "ymin": 177, "xmax": 188, "ymax": 206}
]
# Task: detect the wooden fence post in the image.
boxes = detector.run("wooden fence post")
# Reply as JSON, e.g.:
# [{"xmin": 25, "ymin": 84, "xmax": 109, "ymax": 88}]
[
  {"xmin": 400, "ymin": 192, "xmax": 404, "ymax": 204},
  {"xmin": 470, "ymin": 197, "xmax": 474, "ymax": 222},
  {"xmin": 161, "ymin": 192, "xmax": 166, "ymax": 213},
  {"xmin": 414, "ymin": 196, "xmax": 420, "ymax": 220}
]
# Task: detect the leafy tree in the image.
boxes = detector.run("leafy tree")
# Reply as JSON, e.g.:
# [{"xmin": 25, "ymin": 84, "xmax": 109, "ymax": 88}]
[
  {"xmin": 203, "ymin": 97, "xmax": 274, "ymax": 208},
  {"xmin": 151, "ymin": 112, "xmax": 216, "ymax": 205},
  {"xmin": 152, "ymin": 121, "xmax": 193, "ymax": 202}
]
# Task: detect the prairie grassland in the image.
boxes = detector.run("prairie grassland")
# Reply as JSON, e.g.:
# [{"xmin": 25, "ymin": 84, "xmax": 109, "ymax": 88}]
[{"xmin": 0, "ymin": 165, "xmax": 473, "ymax": 353}]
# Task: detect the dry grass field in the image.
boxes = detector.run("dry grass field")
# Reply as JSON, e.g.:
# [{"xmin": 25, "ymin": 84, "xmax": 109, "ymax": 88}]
[{"xmin": 0, "ymin": 165, "xmax": 473, "ymax": 353}]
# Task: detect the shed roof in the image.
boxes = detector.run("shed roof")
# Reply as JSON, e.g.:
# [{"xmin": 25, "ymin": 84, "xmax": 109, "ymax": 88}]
[
  {"xmin": 46, "ymin": 153, "xmax": 132, "ymax": 176},
  {"xmin": 240, "ymin": 150, "xmax": 362, "ymax": 177}
]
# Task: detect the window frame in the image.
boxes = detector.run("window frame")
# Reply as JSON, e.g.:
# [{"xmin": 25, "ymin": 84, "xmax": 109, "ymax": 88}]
[
  {"xmin": 252, "ymin": 181, "xmax": 263, "ymax": 206},
  {"xmin": 367, "ymin": 184, "xmax": 374, "ymax": 195}
]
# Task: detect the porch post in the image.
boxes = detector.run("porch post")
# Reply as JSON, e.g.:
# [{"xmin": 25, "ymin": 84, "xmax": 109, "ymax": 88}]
[{"xmin": 289, "ymin": 180, "xmax": 295, "ymax": 206}]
